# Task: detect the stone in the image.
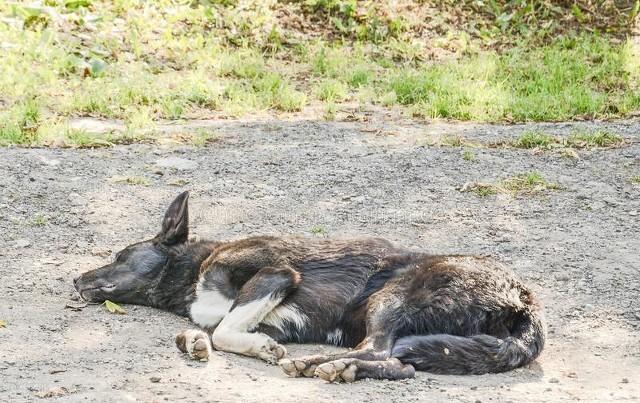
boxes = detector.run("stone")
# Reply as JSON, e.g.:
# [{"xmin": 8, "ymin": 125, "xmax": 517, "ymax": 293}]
[{"xmin": 15, "ymin": 239, "xmax": 31, "ymax": 248}]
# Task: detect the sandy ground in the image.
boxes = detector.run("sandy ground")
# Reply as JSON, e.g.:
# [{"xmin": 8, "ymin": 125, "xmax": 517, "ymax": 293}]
[{"xmin": 1, "ymin": 117, "xmax": 639, "ymax": 402}]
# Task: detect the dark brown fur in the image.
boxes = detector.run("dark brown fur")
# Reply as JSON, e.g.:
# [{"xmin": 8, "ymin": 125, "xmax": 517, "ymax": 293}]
[{"xmin": 75, "ymin": 192, "xmax": 546, "ymax": 381}]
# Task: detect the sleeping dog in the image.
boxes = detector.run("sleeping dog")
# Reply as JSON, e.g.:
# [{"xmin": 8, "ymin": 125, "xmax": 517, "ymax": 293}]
[{"xmin": 74, "ymin": 191, "xmax": 545, "ymax": 382}]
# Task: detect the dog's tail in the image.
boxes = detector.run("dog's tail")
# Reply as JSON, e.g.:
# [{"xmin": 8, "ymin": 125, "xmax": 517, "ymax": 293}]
[{"xmin": 391, "ymin": 308, "xmax": 545, "ymax": 375}]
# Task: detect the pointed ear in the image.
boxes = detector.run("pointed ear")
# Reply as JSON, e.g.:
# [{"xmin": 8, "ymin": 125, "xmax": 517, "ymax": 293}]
[{"xmin": 158, "ymin": 191, "xmax": 189, "ymax": 245}]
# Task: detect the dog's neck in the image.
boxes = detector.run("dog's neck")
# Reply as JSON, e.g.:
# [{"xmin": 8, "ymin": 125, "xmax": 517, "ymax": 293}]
[{"xmin": 149, "ymin": 240, "xmax": 219, "ymax": 316}]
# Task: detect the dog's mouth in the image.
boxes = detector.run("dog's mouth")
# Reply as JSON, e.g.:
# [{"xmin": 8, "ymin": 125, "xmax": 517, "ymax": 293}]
[{"xmin": 76, "ymin": 284, "xmax": 117, "ymax": 301}]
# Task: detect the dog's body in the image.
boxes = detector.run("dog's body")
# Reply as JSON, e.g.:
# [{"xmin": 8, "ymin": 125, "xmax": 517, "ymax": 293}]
[{"xmin": 75, "ymin": 192, "xmax": 545, "ymax": 382}]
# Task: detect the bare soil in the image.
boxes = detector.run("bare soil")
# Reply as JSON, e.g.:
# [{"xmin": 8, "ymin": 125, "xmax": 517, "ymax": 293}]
[{"xmin": 1, "ymin": 117, "xmax": 639, "ymax": 402}]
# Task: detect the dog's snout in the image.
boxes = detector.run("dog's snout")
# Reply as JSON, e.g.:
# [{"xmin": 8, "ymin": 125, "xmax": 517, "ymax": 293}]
[{"xmin": 73, "ymin": 275, "xmax": 80, "ymax": 288}]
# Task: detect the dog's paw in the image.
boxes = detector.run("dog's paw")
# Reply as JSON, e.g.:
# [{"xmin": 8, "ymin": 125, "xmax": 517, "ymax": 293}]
[
  {"xmin": 279, "ymin": 356, "xmax": 323, "ymax": 378},
  {"xmin": 175, "ymin": 329, "xmax": 212, "ymax": 361},
  {"xmin": 315, "ymin": 359, "xmax": 358, "ymax": 383},
  {"xmin": 256, "ymin": 339, "xmax": 287, "ymax": 364}
]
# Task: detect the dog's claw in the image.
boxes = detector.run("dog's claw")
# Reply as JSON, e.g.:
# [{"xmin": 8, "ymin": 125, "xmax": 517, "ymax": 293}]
[
  {"xmin": 257, "ymin": 339, "xmax": 287, "ymax": 364},
  {"xmin": 315, "ymin": 360, "xmax": 357, "ymax": 383},
  {"xmin": 279, "ymin": 359, "xmax": 300, "ymax": 377},
  {"xmin": 175, "ymin": 329, "xmax": 212, "ymax": 361},
  {"xmin": 279, "ymin": 357, "xmax": 321, "ymax": 377}
]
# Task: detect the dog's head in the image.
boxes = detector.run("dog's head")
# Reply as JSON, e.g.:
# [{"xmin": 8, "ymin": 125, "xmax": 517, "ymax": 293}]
[{"xmin": 74, "ymin": 191, "xmax": 191, "ymax": 305}]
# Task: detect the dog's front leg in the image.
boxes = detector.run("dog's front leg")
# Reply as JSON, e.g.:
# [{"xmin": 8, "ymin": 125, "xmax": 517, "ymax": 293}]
[
  {"xmin": 211, "ymin": 266, "xmax": 300, "ymax": 364},
  {"xmin": 176, "ymin": 329, "xmax": 213, "ymax": 361}
]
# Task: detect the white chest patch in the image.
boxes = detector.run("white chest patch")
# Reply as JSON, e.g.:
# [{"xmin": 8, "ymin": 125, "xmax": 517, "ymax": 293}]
[
  {"xmin": 190, "ymin": 286, "xmax": 234, "ymax": 328},
  {"xmin": 262, "ymin": 303, "xmax": 309, "ymax": 335}
]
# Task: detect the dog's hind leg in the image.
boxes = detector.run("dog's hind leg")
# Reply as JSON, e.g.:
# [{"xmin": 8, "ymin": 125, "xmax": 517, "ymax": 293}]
[
  {"xmin": 211, "ymin": 266, "xmax": 300, "ymax": 364},
  {"xmin": 280, "ymin": 331, "xmax": 403, "ymax": 378},
  {"xmin": 315, "ymin": 357, "xmax": 415, "ymax": 383},
  {"xmin": 281, "ymin": 286, "xmax": 405, "ymax": 378}
]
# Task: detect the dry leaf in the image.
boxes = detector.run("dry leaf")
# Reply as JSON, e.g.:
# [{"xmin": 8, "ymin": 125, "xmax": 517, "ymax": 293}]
[
  {"xmin": 104, "ymin": 300, "xmax": 126, "ymax": 314},
  {"xmin": 0, "ymin": 319, "xmax": 6, "ymax": 328}
]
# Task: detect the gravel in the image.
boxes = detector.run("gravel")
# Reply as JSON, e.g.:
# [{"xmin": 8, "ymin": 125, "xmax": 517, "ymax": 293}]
[{"xmin": 0, "ymin": 118, "xmax": 639, "ymax": 402}]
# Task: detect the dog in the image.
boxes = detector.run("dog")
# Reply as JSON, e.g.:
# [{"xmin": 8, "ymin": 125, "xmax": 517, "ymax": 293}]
[{"xmin": 74, "ymin": 191, "xmax": 545, "ymax": 382}]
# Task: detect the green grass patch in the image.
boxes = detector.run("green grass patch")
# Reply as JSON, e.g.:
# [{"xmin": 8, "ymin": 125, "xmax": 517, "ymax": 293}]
[
  {"xmin": 462, "ymin": 149, "xmax": 475, "ymax": 161},
  {"xmin": 441, "ymin": 135, "xmax": 465, "ymax": 147},
  {"xmin": 0, "ymin": 99, "xmax": 41, "ymax": 145},
  {"xmin": 310, "ymin": 225, "xmax": 327, "ymax": 235},
  {"xmin": 469, "ymin": 183, "xmax": 498, "ymax": 197},
  {"xmin": 64, "ymin": 128, "xmax": 113, "ymax": 148},
  {"xmin": 509, "ymin": 129, "xmax": 625, "ymax": 150},
  {"xmin": 512, "ymin": 131, "xmax": 557, "ymax": 149},
  {"xmin": 566, "ymin": 130, "xmax": 624, "ymax": 148},
  {"xmin": 315, "ymin": 79, "xmax": 348, "ymax": 102},
  {"xmin": 31, "ymin": 213, "xmax": 47, "ymax": 226},
  {"xmin": 388, "ymin": 35, "xmax": 640, "ymax": 121},
  {"xmin": 0, "ymin": 1, "xmax": 638, "ymax": 146},
  {"xmin": 501, "ymin": 171, "xmax": 560, "ymax": 194},
  {"xmin": 464, "ymin": 171, "xmax": 560, "ymax": 197},
  {"xmin": 631, "ymin": 175, "xmax": 640, "ymax": 184},
  {"xmin": 190, "ymin": 129, "xmax": 217, "ymax": 147}
]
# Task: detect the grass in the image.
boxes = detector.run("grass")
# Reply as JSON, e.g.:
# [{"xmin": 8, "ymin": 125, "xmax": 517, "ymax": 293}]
[
  {"xmin": 464, "ymin": 171, "xmax": 560, "ymax": 197},
  {"xmin": 389, "ymin": 36, "xmax": 640, "ymax": 121},
  {"xmin": 501, "ymin": 171, "xmax": 560, "ymax": 194},
  {"xmin": 631, "ymin": 175, "xmax": 640, "ymax": 184},
  {"xmin": 441, "ymin": 135, "xmax": 464, "ymax": 147},
  {"xmin": 310, "ymin": 225, "xmax": 327, "ymax": 236},
  {"xmin": 468, "ymin": 183, "xmax": 498, "ymax": 197},
  {"xmin": 462, "ymin": 149, "xmax": 475, "ymax": 161},
  {"xmin": 509, "ymin": 129, "xmax": 625, "ymax": 150},
  {"xmin": 32, "ymin": 214, "xmax": 47, "ymax": 226},
  {"xmin": 566, "ymin": 130, "xmax": 625, "ymax": 148},
  {"xmin": 0, "ymin": 2, "xmax": 639, "ymax": 146},
  {"xmin": 190, "ymin": 130, "xmax": 217, "ymax": 147},
  {"xmin": 512, "ymin": 131, "xmax": 556, "ymax": 149}
]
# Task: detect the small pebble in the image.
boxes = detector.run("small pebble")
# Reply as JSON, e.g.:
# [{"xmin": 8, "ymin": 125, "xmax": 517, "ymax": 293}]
[{"xmin": 15, "ymin": 239, "xmax": 31, "ymax": 248}]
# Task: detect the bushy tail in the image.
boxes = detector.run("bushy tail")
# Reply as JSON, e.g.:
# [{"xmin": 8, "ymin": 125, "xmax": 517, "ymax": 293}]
[{"xmin": 391, "ymin": 309, "xmax": 545, "ymax": 375}]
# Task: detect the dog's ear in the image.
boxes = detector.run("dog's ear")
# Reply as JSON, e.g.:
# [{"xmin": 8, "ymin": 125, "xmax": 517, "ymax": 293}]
[{"xmin": 158, "ymin": 191, "xmax": 189, "ymax": 245}]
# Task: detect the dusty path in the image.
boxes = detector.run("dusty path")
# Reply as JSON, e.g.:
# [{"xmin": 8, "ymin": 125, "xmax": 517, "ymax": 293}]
[{"xmin": 1, "ymin": 118, "xmax": 639, "ymax": 402}]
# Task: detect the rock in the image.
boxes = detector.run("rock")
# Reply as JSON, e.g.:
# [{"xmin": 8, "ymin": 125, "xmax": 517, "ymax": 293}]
[
  {"xmin": 154, "ymin": 157, "xmax": 197, "ymax": 171},
  {"xmin": 37, "ymin": 156, "xmax": 61, "ymax": 166},
  {"xmin": 35, "ymin": 387, "xmax": 69, "ymax": 398},
  {"xmin": 90, "ymin": 247, "xmax": 111, "ymax": 257},
  {"xmin": 549, "ymin": 378, "xmax": 560, "ymax": 383},
  {"xmin": 150, "ymin": 376, "xmax": 161, "ymax": 383},
  {"xmin": 622, "ymin": 378, "xmax": 629, "ymax": 384},
  {"xmin": 15, "ymin": 239, "xmax": 31, "ymax": 248}
]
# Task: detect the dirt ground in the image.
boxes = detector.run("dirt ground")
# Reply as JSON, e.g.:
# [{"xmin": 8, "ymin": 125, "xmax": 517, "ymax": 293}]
[{"xmin": 1, "ymin": 116, "xmax": 639, "ymax": 402}]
